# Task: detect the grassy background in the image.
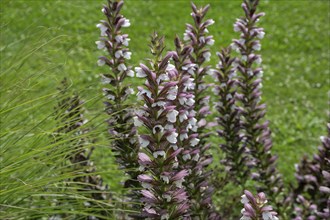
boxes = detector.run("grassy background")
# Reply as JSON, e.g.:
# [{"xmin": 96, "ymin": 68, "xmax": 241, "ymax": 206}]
[{"xmin": 1, "ymin": 0, "xmax": 329, "ymax": 205}]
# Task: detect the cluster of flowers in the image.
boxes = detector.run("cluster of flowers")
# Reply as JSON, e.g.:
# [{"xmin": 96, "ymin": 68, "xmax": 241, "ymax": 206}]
[
  {"xmin": 96, "ymin": 0, "xmax": 140, "ymax": 190},
  {"xmin": 54, "ymin": 78, "xmax": 111, "ymax": 218},
  {"xmin": 292, "ymin": 123, "xmax": 330, "ymax": 219},
  {"xmin": 240, "ymin": 190, "xmax": 278, "ymax": 220},
  {"xmin": 95, "ymin": 0, "xmax": 329, "ymax": 219}
]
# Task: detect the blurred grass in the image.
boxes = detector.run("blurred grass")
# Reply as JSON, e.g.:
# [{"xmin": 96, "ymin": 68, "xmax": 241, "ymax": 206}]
[{"xmin": 1, "ymin": 0, "xmax": 329, "ymax": 202}]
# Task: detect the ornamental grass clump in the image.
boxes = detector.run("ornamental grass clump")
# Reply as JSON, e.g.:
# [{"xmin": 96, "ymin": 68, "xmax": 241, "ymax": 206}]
[
  {"xmin": 54, "ymin": 78, "xmax": 111, "ymax": 218},
  {"xmin": 134, "ymin": 33, "xmax": 190, "ymax": 219},
  {"xmin": 292, "ymin": 123, "xmax": 330, "ymax": 219},
  {"xmin": 232, "ymin": 0, "xmax": 284, "ymax": 211},
  {"xmin": 96, "ymin": 0, "xmax": 140, "ymax": 189}
]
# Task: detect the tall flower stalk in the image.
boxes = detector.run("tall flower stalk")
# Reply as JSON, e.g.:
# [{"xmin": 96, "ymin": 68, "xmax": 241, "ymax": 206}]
[
  {"xmin": 135, "ymin": 33, "xmax": 190, "ymax": 219},
  {"xmin": 212, "ymin": 48, "xmax": 249, "ymax": 218},
  {"xmin": 96, "ymin": 0, "xmax": 140, "ymax": 189},
  {"xmin": 232, "ymin": 0, "xmax": 284, "ymax": 213},
  {"xmin": 292, "ymin": 123, "xmax": 330, "ymax": 219},
  {"xmin": 183, "ymin": 2, "xmax": 215, "ymax": 146},
  {"xmin": 213, "ymin": 48, "xmax": 249, "ymax": 185},
  {"xmin": 180, "ymin": 4, "xmax": 217, "ymax": 219},
  {"xmin": 172, "ymin": 36, "xmax": 218, "ymax": 219}
]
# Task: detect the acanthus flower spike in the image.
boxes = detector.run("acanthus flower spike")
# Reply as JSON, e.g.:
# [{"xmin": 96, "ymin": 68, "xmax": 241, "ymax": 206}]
[
  {"xmin": 136, "ymin": 33, "xmax": 190, "ymax": 219},
  {"xmin": 96, "ymin": 0, "xmax": 140, "ymax": 203},
  {"xmin": 178, "ymin": 3, "xmax": 219, "ymax": 219},
  {"xmin": 233, "ymin": 0, "xmax": 285, "ymax": 214}
]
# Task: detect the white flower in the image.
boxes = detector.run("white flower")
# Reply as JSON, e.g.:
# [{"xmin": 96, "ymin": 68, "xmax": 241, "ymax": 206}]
[
  {"xmin": 97, "ymin": 59, "xmax": 105, "ymax": 66},
  {"xmin": 238, "ymin": 39, "xmax": 245, "ymax": 44},
  {"xmin": 183, "ymin": 154, "xmax": 191, "ymax": 161},
  {"xmin": 208, "ymin": 19, "xmax": 215, "ymax": 25},
  {"xmin": 123, "ymin": 51, "xmax": 132, "ymax": 59},
  {"xmin": 190, "ymin": 138, "xmax": 200, "ymax": 146},
  {"xmin": 135, "ymin": 67, "xmax": 147, "ymax": 78},
  {"xmin": 139, "ymin": 136, "xmax": 149, "ymax": 148},
  {"xmin": 126, "ymin": 70, "xmax": 134, "ymax": 77},
  {"xmin": 122, "ymin": 18, "xmax": 130, "ymax": 27},
  {"xmin": 192, "ymin": 153, "xmax": 200, "ymax": 161},
  {"xmin": 256, "ymin": 70, "xmax": 263, "ymax": 78},
  {"xmin": 96, "ymin": 23, "xmax": 107, "ymax": 36},
  {"xmin": 130, "ymin": 137, "xmax": 137, "ymax": 144},
  {"xmin": 153, "ymin": 125, "xmax": 164, "ymax": 134},
  {"xmin": 252, "ymin": 43, "xmax": 261, "ymax": 51},
  {"xmin": 133, "ymin": 116, "xmax": 143, "ymax": 127},
  {"xmin": 106, "ymin": 94, "xmax": 115, "ymax": 100},
  {"xmin": 100, "ymin": 75, "xmax": 111, "ymax": 84},
  {"xmin": 241, "ymin": 55, "xmax": 247, "ymax": 62},
  {"xmin": 166, "ymin": 110, "xmax": 179, "ymax": 123},
  {"xmin": 118, "ymin": 63, "xmax": 127, "ymax": 72},
  {"xmin": 123, "ymin": 38, "xmax": 130, "ymax": 46},
  {"xmin": 183, "ymin": 30, "xmax": 190, "ymax": 41},
  {"xmin": 179, "ymin": 112, "xmax": 188, "ymax": 122},
  {"xmin": 257, "ymin": 31, "xmax": 265, "ymax": 39},
  {"xmin": 203, "ymin": 52, "xmax": 211, "ymax": 61},
  {"xmin": 153, "ymin": 150, "xmax": 166, "ymax": 158},
  {"xmin": 166, "ymin": 132, "xmax": 178, "ymax": 144},
  {"xmin": 167, "ymin": 86, "xmax": 178, "ymax": 100},
  {"xmin": 247, "ymin": 69, "xmax": 254, "ymax": 76},
  {"xmin": 115, "ymin": 35, "xmax": 130, "ymax": 46},
  {"xmin": 160, "ymin": 175, "xmax": 170, "ymax": 184},
  {"xmin": 152, "ymin": 101, "xmax": 166, "ymax": 107},
  {"xmin": 174, "ymin": 179, "xmax": 184, "ymax": 188},
  {"xmin": 164, "ymin": 124, "xmax": 174, "ymax": 130},
  {"xmin": 207, "ymin": 38, "xmax": 215, "ymax": 46},
  {"xmin": 179, "ymin": 133, "xmax": 188, "ymax": 141},
  {"xmin": 95, "ymin": 41, "xmax": 105, "ymax": 50},
  {"xmin": 189, "ymin": 118, "xmax": 197, "ymax": 126},
  {"xmin": 262, "ymin": 212, "xmax": 273, "ymax": 220},
  {"xmin": 163, "ymin": 194, "xmax": 171, "ymax": 202},
  {"xmin": 166, "ymin": 64, "xmax": 175, "ymax": 71},
  {"xmin": 186, "ymin": 97, "xmax": 195, "ymax": 106},
  {"xmin": 179, "ymin": 97, "xmax": 186, "ymax": 105},
  {"xmin": 125, "ymin": 87, "xmax": 134, "ymax": 95},
  {"xmin": 255, "ymin": 57, "xmax": 262, "ymax": 65},
  {"xmin": 240, "ymin": 195, "xmax": 249, "ymax": 204},
  {"xmin": 234, "ymin": 24, "xmax": 240, "ymax": 32},
  {"xmin": 137, "ymin": 89, "xmax": 152, "ymax": 100},
  {"xmin": 182, "ymin": 63, "xmax": 196, "ymax": 75},
  {"xmin": 226, "ymin": 94, "xmax": 233, "ymax": 101},
  {"xmin": 171, "ymin": 145, "xmax": 178, "ymax": 150},
  {"xmin": 158, "ymin": 73, "xmax": 169, "ymax": 82},
  {"xmin": 183, "ymin": 78, "xmax": 195, "ymax": 91},
  {"xmin": 115, "ymin": 50, "xmax": 123, "ymax": 58},
  {"xmin": 229, "ymin": 71, "xmax": 237, "ymax": 79},
  {"xmin": 231, "ymin": 43, "xmax": 240, "ymax": 52},
  {"xmin": 199, "ymin": 36, "xmax": 205, "ymax": 44}
]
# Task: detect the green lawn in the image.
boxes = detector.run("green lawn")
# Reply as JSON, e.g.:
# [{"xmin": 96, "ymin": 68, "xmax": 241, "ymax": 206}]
[{"xmin": 1, "ymin": 0, "xmax": 329, "ymax": 205}]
